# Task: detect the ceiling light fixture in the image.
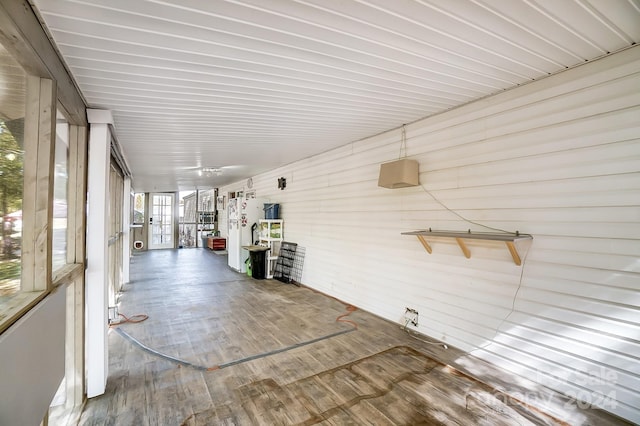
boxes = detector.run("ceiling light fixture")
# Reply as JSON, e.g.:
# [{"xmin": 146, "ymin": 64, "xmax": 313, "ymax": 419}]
[
  {"xmin": 378, "ymin": 124, "xmax": 419, "ymax": 189},
  {"xmin": 201, "ymin": 167, "xmax": 223, "ymax": 176}
]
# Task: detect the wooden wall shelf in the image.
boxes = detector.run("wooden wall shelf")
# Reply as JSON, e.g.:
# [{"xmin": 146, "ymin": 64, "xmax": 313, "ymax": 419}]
[{"xmin": 402, "ymin": 230, "xmax": 532, "ymax": 265}]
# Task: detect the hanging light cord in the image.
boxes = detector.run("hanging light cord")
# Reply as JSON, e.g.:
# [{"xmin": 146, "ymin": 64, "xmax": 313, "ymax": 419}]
[
  {"xmin": 398, "ymin": 124, "xmax": 407, "ymax": 159},
  {"xmin": 419, "ymin": 183, "xmax": 514, "ymax": 234}
]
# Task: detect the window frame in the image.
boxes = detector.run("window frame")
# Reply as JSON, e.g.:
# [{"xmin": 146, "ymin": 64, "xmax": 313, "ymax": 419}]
[
  {"xmin": 0, "ymin": 76, "xmax": 56, "ymax": 333},
  {"xmin": 52, "ymin": 108, "xmax": 70, "ymax": 273},
  {"xmin": 0, "ymin": 82, "xmax": 86, "ymax": 333},
  {"xmin": 0, "ymin": 3, "xmax": 89, "ymax": 423}
]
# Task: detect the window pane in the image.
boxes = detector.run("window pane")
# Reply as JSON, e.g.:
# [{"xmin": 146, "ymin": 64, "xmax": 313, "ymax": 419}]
[
  {"xmin": 133, "ymin": 193, "xmax": 145, "ymax": 223},
  {"xmin": 0, "ymin": 43, "xmax": 25, "ymax": 301},
  {"xmin": 52, "ymin": 110, "xmax": 69, "ymax": 271},
  {"xmin": 179, "ymin": 224, "xmax": 196, "ymax": 247}
]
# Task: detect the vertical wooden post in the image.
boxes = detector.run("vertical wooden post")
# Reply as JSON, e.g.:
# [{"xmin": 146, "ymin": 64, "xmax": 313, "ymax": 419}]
[
  {"xmin": 35, "ymin": 79, "xmax": 56, "ymax": 291},
  {"xmin": 22, "ymin": 76, "xmax": 56, "ymax": 292},
  {"xmin": 65, "ymin": 124, "xmax": 87, "ymax": 408}
]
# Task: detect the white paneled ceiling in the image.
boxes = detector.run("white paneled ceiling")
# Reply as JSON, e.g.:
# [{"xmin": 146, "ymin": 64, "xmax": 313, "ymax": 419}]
[{"xmin": 30, "ymin": 0, "xmax": 640, "ymax": 191}]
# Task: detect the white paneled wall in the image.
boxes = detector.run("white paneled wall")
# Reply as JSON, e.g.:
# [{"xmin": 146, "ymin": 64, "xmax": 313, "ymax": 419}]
[{"xmin": 220, "ymin": 46, "xmax": 640, "ymax": 422}]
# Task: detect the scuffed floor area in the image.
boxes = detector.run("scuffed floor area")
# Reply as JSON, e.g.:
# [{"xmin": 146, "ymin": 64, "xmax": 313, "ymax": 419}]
[{"xmin": 76, "ymin": 249, "xmax": 628, "ymax": 426}]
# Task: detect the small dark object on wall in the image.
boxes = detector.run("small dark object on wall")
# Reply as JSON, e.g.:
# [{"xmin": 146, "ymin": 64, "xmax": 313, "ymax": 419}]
[{"xmin": 278, "ymin": 177, "xmax": 286, "ymax": 190}]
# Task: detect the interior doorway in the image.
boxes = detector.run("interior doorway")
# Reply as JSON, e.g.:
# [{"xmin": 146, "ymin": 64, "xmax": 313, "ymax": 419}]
[
  {"xmin": 148, "ymin": 193, "xmax": 174, "ymax": 249},
  {"xmin": 179, "ymin": 191, "xmax": 197, "ymax": 248}
]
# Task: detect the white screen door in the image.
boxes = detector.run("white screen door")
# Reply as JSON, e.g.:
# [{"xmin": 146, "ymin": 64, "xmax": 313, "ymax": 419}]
[{"xmin": 149, "ymin": 193, "xmax": 174, "ymax": 249}]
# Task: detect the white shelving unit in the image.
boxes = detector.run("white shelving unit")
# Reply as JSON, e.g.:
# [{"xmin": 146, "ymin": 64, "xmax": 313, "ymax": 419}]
[{"xmin": 259, "ymin": 219, "xmax": 283, "ymax": 278}]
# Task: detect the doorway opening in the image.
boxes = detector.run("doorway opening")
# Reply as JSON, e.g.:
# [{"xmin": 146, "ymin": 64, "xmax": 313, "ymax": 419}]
[
  {"xmin": 148, "ymin": 193, "xmax": 174, "ymax": 249},
  {"xmin": 178, "ymin": 189, "xmax": 217, "ymax": 248}
]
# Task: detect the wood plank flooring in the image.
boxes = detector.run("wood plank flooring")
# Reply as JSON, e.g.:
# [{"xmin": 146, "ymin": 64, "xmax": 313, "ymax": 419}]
[{"xmin": 76, "ymin": 249, "xmax": 629, "ymax": 425}]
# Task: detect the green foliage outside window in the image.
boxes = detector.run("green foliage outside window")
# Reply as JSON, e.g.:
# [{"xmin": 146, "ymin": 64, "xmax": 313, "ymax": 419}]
[
  {"xmin": 0, "ymin": 120, "xmax": 24, "ymax": 297},
  {"xmin": 133, "ymin": 193, "xmax": 145, "ymax": 223}
]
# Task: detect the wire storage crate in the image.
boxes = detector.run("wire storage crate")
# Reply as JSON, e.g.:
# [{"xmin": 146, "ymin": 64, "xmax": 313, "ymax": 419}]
[{"xmin": 273, "ymin": 241, "xmax": 298, "ymax": 284}]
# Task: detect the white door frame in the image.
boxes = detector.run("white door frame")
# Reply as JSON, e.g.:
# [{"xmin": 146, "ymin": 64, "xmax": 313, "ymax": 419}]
[{"xmin": 148, "ymin": 193, "xmax": 175, "ymax": 249}]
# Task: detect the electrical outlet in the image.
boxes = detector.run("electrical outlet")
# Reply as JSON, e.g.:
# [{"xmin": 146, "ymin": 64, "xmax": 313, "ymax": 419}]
[
  {"xmin": 108, "ymin": 306, "xmax": 119, "ymax": 323},
  {"xmin": 404, "ymin": 307, "xmax": 419, "ymax": 327},
  {"xmin": 411, "ymin": 311, "xmax": 418, "ymax": 326}
]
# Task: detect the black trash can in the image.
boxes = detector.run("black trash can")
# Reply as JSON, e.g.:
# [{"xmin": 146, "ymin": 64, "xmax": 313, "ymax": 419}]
[{"xmin": 249, "ymin": 249, "xmax": 267, "ymax": 279}]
